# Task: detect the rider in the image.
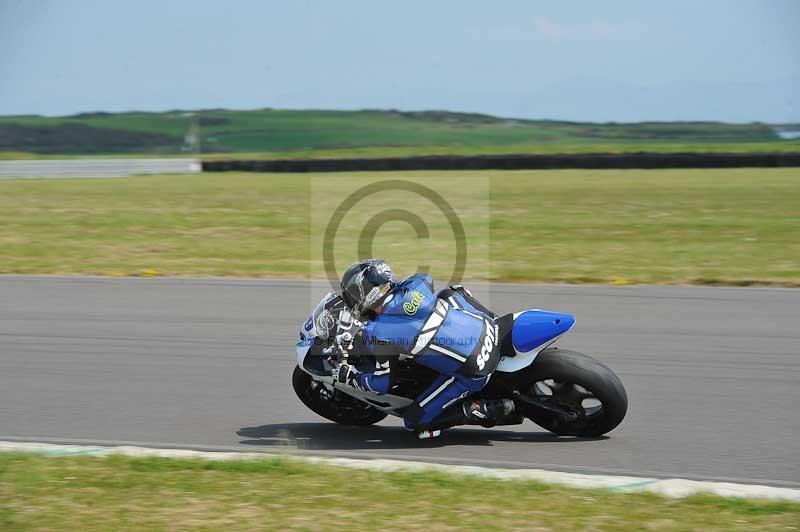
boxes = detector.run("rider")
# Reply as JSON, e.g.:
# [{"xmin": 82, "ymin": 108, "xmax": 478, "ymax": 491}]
[{"xmin": 330, "ymin": 258, "xmax": 515, "ymax": 438}]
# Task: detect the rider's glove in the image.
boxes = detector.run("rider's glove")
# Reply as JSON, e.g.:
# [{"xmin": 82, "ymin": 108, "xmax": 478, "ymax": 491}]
[
  {"xmin": 335, "ymin": 331, "xmax": 354, "ymax": 355},
  {"xmin": 331, "ymin": 363, "xmax": 361, "ymax": 388}
]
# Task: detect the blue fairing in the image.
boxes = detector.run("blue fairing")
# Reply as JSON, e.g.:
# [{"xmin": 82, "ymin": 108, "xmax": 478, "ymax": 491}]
[{"xmin": 512, "ymin": 310, "xmax": 576, "ymax": 353}]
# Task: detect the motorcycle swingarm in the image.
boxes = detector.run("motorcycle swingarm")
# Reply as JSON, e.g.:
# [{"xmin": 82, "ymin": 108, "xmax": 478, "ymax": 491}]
[{"xmin": 514, "ymin": 392, "xmax": 579, "ymax": 421}]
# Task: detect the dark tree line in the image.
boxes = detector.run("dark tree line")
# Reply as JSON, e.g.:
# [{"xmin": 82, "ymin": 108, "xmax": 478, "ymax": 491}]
[{"xmin": 0, "ymin": 123, "xmax": 178, "ymax": 153}]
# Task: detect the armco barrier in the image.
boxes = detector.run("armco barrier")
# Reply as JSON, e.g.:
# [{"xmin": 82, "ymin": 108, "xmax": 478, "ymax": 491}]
[{"xmin": 202, "ymin": 153, "xmax": 800, "ymax": 173}]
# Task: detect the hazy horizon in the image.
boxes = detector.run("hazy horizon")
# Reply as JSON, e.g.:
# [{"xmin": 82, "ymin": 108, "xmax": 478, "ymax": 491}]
[
  {"xmin": 2, "ymin": 0, "xmax": 798, "ymax": 122},
  {"xmin": 3, "ymin": 106, "xmax": 799, "ymax": 126}
]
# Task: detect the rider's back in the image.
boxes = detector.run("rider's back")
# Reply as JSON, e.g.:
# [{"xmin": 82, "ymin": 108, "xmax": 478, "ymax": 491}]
[
  {"xmin": 364, "ymin": 273, "xmax": 437, "ymax": 356},
  {"xmin": 364, "ymin": 274, "xmax": 499, "ymax": 377}
]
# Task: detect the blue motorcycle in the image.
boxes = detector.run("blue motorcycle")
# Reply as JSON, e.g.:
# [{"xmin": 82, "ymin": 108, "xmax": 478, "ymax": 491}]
[{"xmin": 294, "ymin": 292, "xmax": 628, "ymax": 437}]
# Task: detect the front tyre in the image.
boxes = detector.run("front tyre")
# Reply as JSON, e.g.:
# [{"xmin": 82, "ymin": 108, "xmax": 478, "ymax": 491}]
[
  {"xmin": 292, "ymin": 366, "xmax": 388, "ymax": 426},
  {"xmin": 517, "ymin": 349, "xmax": 628, "ymax": 437}
]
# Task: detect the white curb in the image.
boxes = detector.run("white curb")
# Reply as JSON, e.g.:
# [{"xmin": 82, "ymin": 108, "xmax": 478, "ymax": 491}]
[{"xmin": 1, "ymin": 441, "xmax": 798, "ymax": 502}]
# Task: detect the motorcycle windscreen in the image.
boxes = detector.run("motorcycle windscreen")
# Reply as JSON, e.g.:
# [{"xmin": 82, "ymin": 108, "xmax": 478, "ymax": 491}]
[
  {"xmin": 300, "ymin": 291, "xmax": 344, "ymax": 341},
  {"xmin": 512, "ymin": 310, "xmax": 576, "ymax": 353}
]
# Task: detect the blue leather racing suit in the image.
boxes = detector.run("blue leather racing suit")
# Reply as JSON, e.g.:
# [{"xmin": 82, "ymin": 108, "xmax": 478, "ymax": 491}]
[{"xmin": 351, "ymin": 274, "xmax": 502, "ymax": 429}]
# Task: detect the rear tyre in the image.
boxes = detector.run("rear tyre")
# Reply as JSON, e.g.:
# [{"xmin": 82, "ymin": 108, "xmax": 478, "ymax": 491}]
[
  {"xmin": 292, "ymin": 366, "xmax": 388, "ymax": 426},
  {"xmin": 516, "ymin": 348, "xmax": 627, "ymax": 437}
]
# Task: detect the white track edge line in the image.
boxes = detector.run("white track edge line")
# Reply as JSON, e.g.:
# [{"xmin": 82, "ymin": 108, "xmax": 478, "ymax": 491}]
[{"xmin": 1, "ymin": 441, "xmax": 798, "ymax": 502}]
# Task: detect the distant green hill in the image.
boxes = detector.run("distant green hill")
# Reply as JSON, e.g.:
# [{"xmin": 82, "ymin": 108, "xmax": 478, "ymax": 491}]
[{"xmin": 0, "ymin": 108, "xmax": 797, "ymax": 157}]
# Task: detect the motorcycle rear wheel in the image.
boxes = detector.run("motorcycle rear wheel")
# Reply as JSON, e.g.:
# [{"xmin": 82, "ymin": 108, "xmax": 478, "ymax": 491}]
[
  {"xmin": 515, "ymin": 348, "xmax": 628, "ymax": 437},
  {"xmin": 292, "ymin": 365, "xmax": 388, "ymax": 426}
]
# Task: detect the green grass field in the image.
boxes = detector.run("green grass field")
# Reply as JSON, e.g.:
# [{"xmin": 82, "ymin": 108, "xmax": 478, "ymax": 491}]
[
  {"xmin": 1, "ymin": 108, "xmax": 798, "ymax": 157},
  {"xmin": 0, "ymin": 169, "xmax": 797, "ymax": 285},
  {"xmin": 1, "ymin": 453, "xmax": 797, "ymax": 530}
]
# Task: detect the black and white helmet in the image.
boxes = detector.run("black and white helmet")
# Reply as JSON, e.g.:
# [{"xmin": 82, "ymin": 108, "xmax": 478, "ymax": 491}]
[{"xmin": 340, "ymin": 259, "xmax": 396, "ymax": 318}]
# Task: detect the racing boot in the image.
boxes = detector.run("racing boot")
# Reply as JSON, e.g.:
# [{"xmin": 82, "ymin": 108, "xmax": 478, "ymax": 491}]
[
  {"xmin": 462, "ymin": 398, "xmax": 516, "ymax": 428},
  {"xmin": 416, "ymin": 429, "xmax": 442, "ymax": 440},
  {"xmin": 411, "ymin": 398, "xmax": 519, "ymax": 436}
]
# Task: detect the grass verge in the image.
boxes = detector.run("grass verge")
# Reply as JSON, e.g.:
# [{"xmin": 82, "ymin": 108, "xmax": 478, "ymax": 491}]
[
  {"xmin": 1, "ymin": 453, "xmax": 798, "ymax": 530},
  {"xmin": 0, "ymin": 169, "xmax": 797, "ymax": 285}
]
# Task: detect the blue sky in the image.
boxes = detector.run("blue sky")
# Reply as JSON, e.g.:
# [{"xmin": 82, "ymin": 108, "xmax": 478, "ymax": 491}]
[{"xmin": 1, "ymin": 0, "xmax": 798, "ymax": 122}]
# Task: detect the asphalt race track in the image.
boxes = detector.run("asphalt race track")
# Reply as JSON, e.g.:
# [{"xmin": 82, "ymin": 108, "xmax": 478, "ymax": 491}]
[{"xmin": 1, "ymin": 277, "xmax": 798, "ymax": 486}]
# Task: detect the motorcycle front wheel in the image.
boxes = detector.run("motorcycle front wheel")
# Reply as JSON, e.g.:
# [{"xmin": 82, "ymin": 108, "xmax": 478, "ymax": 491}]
[{"xmin": 292, "ymin": 365, "xmax": 388, "ymax": 426}]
